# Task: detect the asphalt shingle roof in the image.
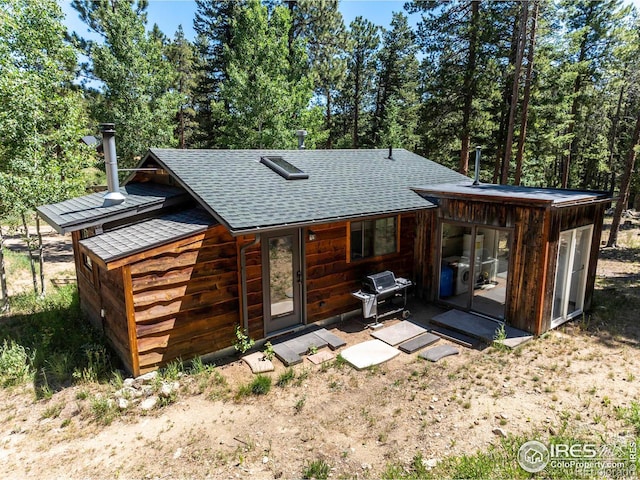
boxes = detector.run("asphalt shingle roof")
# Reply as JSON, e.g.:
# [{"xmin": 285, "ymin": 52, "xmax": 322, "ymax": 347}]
[
  {"xmin": 79, "ymin": 208, "xmax": 216, "ymax": 264},
  {"xmin": 146, "ymin": 148, "xmax": 469, "ymax": 232},
  {"xmin": 37, "ymin": 183, "xmax": 188, "ymax": 234}
]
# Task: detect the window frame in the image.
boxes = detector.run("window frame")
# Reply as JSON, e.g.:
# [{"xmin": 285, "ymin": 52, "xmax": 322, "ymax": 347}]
[{"xmin": 347, "ymin": 215, "xmax": 401, "ymax": 263}]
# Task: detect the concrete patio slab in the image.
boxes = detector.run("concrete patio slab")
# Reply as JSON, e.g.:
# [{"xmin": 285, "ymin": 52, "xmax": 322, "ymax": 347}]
[
  {"xmin": 242, "ymin": 351, "xmax": 275, "ymax": 373},
  {"xmin": 371, "ymin": 321, "xmax": 427, "ymax": 346},
  {"xmin": 398, "ymin": 332, "xmax": 440, "ymax": 353},
  {"xmin": 278, "ymin": 332, "xmax": 328, "ymax": 355},
  {"xmin": 420, "ymin": 344, "xmax": 459, "ymax": 362},
  {"xmin": 341, "ymin": 339, "xmax": 400, "ymax": 370},
  {"xmin": 429, "ymin": 325, "xmax": 482, "ymax": 349},
  {"xmin": 432, "ymin": 310, "xmax": 533, "ymax": 347}
]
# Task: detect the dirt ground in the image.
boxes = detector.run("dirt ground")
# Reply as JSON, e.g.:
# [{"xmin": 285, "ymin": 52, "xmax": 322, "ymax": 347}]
[{"xmin": 0, "ymin": 218, "xmax": 639, "ymax": 479}]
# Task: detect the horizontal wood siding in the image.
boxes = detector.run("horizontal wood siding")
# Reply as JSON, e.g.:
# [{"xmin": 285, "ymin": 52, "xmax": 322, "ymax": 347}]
[
  {"xmin": 306, "ymin": 214, "xmax": 417, "ymax": 323},
  {"xmin": 240, "ymin": 238, "xmax": 264, "ymax": 341},
  {"xmin": 130, "ymin": 225, "xmax": 240, "ymax": 372},
  {"xmin": 98, "ymin": 264, "xmax": 132, "ymax": 372}
]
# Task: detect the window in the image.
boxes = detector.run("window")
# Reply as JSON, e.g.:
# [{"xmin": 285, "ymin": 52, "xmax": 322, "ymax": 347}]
[
  {"xmin": 350, "ymin": 216, "xmax": 397, "ymax": 260},
  {"xmin": 260, "ymin": 156, "xmax": 308, "ymax": 180}
]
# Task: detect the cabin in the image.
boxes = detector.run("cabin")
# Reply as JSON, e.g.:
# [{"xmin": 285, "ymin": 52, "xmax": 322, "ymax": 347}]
[{"xmin": 37, "ymin": 140, "xmax": 610, "ymax": 375}]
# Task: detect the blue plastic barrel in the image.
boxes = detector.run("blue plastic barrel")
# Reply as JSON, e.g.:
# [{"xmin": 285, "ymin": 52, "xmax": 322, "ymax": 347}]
[{"xmin": 440, "ymin": 265, "xmax": 454, "ymax": 297}]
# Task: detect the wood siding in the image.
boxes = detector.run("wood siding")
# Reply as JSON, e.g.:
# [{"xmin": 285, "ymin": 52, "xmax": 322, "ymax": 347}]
[
  {"xmin": 239, "ymin": 237, "xmax": 264, "ymax": 341},
  {"xmin": 73, "ymin": 231, "xmax": 134, "ymax": 372},
  {"xmin": 129, "ymin": 225, "xmax": 240, "ymax": 373},
  {"xmin": 306, "ymin": 213, "xmax": 417, "ymax": 323},
  {"xmin": 418, "ymin": 197, "xmax": 607, "ymax": 335}
]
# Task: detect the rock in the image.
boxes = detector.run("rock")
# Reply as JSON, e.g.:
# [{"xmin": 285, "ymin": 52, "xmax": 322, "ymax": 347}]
[
  {"xmin": 114, "ymin": 387, "xmax": 136, "ymax": 399},
  {"xmin": 139, "ymin": 396, "xmax": 158, "ymax": 411},
  {"xmin": 498, "ymin": 413, "xmax": 508, "ymax": 420},
  {"xmin": 140, "ymin": 385, "xmax": 154, "ymax": 397},
  {"xmin": 123, "ymin": 378, "xmax": 135, "ymax": 388},
  {"xmin": 492, "ymin": 427, "xmax": 507, "ymax": 438},
  {"xmin": 421, "ymin": 458, "xmax": 439, "ymax": 469},
  {"xmin": 173, "ymin": 448, "xmax": 182, "ymax": 459},
  {"xmin": 158, "ymin": 382, "xmax": 176, "ymax": 398},
  {"xmin": 117, "ymin": 398, "xmax": 129, "ymax": 410},
  {"xmin": 361, "ymin": 463, "xmax": 371, "ymax": 471},
  {"xmin": 135, "ymin": 371, "xmax": 158, "ymax": 384},
  {"xmin": 429, "ymin": 405, "xmax": 435, "ymax": 410},
  {"xmin": 262, "ymin": 456, "xmax": 269, "ymax": 464},
  {"xmin": 549, "ymin": 426, "xmax": 557, "ymax": 436},
  {"xmin": 431, "ymin": 396, "xmax": 439, "ymax": 402}
]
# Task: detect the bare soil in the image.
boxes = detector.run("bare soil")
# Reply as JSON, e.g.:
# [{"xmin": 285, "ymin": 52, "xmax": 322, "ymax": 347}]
[{"xmin": 1, "ymin": 219, "xmax": 639, "ymax": 479}]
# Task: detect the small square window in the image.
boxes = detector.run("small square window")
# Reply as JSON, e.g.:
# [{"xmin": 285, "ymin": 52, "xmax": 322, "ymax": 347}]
[{"xmin": 350, "ymin": 216, "xmax": 397, "ymax": 261}]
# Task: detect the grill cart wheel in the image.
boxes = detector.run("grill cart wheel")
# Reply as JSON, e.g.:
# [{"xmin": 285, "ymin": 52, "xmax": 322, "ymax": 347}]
[{"xmin": 402, "ymin": 310, "xmax": 411, "ymax": 319}]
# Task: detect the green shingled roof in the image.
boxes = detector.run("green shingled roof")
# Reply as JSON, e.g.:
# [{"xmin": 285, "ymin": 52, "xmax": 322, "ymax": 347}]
[
  {"xmin": 79, "ymin": 208, "xmax": 216, "ymax": 264},
  {"xmin": 144, "ymin": 148, "xmax": 469, "ymax": 233}
]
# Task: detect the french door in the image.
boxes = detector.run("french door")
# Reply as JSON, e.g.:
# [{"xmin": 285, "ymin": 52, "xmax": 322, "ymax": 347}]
[
  {"xmin": 262, "ymin": 229, "xmax": 303, "ymax": 334},
  {"xmin": 551, "ymin": 225, "xmax": 593, "ymax": 328}
]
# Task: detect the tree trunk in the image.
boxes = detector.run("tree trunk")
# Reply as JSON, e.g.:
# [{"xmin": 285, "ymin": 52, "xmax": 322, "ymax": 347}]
[
  {"xmin": 326, "ymin": 88, "xmax": 333, "ymax": 148},
  {"xmin": 0, "ymin": 225, "xmax": 9, "ymax": 312},
  {"xmin": 21, "ymin": 212, "xmax": 38, "ymax": 295},
  {"xmin": 36, "ymin": 215, "xmax": 45, "ymax": 297},
  {"xmin": 353, "ymin": 65, "xmax": 361, "ymax": 148},
  {"xmin": 514, "ymin": 1, "xmax": 538, "ymax": 186},
  {"xmin": 501, "ymin": 2, "xmax": 528, "ymax": 185},
  {"xmin": 459, "ymin": 0, "xmax": 480, "ymax": 176},
  {"xmin": 607, "ymin": 110, "xmax": 640, "ymax": 247},
  {"xmin": 562, "ymin": 39, "xmax": 588, "ymax": 188},
  {"xmin": 607, "ymin": 79, "xmax": 626, "ymax": 188}
]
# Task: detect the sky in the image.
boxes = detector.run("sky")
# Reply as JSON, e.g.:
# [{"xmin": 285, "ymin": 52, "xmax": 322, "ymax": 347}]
[{"xmin": 60, "ymin": 1, "xmax": 419, "ymax": 41}]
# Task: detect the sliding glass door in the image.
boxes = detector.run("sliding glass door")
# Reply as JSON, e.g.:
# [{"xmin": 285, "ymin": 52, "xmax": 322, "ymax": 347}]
[
  {"xmin": 551, "ymin": 225, "xmax": 593, "ymax": 328},
  {"xmin": 439, "ymin": 223, "xmax": 511, "ymax": 319}
]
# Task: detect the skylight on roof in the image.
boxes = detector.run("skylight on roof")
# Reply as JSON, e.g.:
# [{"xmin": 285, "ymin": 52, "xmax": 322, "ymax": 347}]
[{"xmin": 260, "ymin": 156, "xmax": 308, "ymax": 180}]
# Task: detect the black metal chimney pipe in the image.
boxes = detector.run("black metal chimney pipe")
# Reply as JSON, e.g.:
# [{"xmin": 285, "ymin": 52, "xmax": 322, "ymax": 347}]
[
  {"xmin": 473, "ymin": 146, "xmax": 481, "ymax": 185},
  {"xmin": 296, "ymin": 129, "xmax": 307, "ymax": 150},
  {"xmin": 99, "ymin": 123, "xmax": 125, "ymax": 206}
]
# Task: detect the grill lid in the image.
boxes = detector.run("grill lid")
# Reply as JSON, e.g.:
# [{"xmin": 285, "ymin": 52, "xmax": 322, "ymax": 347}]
[{"xmin": 363, "ymin": 270, "xmax": 397, "ymax": 293}]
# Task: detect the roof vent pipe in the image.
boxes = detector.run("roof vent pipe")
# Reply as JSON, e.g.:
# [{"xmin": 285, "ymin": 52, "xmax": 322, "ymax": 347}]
[
  {"xmin": 388, "ymin": 146, "xmax": 393, "ymax": 159},
  {"xmin": 296, "ymin": 129, "xmax": 307, "ymax": 150},
  {"xmin": 473, "ymin": 146, "xmax": 481, "ymax": 186},
  {"xmin": 99, "ymin": 123, "xmax": 125, "ymax": 206}
]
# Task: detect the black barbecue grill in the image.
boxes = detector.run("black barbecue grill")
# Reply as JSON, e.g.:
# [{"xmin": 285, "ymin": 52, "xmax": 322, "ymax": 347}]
[{"xmin": 352, "ymin": 270, "xmax": 412, "ymax": 327}]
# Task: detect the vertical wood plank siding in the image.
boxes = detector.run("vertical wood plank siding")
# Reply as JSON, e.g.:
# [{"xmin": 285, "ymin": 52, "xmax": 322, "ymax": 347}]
[
  {"xmin": 418, "ymin": 197, "xmax": 606, "ymax": 335},
  {"xmin": 306, "ymin": 213, "xmax": 417, "ymax": 323},
  {"xmin": 129, "ymin": 225, "xmax": 240, "ymax": 373}
]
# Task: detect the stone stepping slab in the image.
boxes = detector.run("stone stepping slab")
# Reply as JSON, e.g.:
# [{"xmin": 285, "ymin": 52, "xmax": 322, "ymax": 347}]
[
  {"xmin": 272, "ymin": 343, "xmax": 303, "ymax": 366},
  {"xmin": 341, "ymin": 339, "xmax": 400, "ymax": 370},
  {"xmin": 429, "ymin": 326, "xmax": 482, "ymax": 349},
  {"xmin": 242, "ymin": 351, "xmax": 275, "ymax": 373},
  {"xmin": 307, "ymin": 350, "xmax": 335, "ymax": 365},
  {"xmin": 420, "ymin": 344, "xmax": 460, "ymax": 362},
  {"xmin": 371, "ymin": 321, "xmax": 427, "ymax": 346},
  {"xmin": 313, "ymin": 329, "xmax": 347, "ymax": 350},
  {"xmin": 398, "ymin": 332, "xmax": 440, "ymax": 354}
]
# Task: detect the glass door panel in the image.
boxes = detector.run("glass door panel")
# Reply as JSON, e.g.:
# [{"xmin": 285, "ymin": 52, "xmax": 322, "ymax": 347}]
[
  {"xmin": 551, "ymin": 226, "xmax": 593, "ymax": 328},
  {"xmin": 472, "ymin": 228, "xmax": 510, "ymax": 319},
  {"xmin": 439, "ymin": 223, "xmax": 473, "ymax": 310},
  {"xmin": 263, "ymin": 230, "xmax": 302, "ymax": 334}
]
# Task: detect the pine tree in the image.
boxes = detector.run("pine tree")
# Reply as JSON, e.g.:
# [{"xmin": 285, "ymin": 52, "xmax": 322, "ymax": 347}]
[
  {"xmin": 166, "ymin": 26, "xmax": 198, "ymax": 149},
  {"xmin": 217, "ymin": 0, "xmax": 312, "ymax": 148},
  {"xmin": 72, "ymin": 0, "xmax": 180, "ymax": 167},
  {"xmin": 372, "ymin": 12, "xmax": 419, "ymax": 149}
]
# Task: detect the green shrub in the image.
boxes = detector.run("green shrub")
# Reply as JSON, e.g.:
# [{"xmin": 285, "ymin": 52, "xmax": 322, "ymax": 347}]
[
  {"xmin": 0, "ymin": 339, "xmax": 34, "ymax": 387},
  {"xmin": 250, "ymin": 375, "xmax": 271, "ymax": 395},
  {"xmin": 302, "ymin": 459, "xmax": 330, "ymax": 480},
  {"xmin": 276, "ymin": 368, "xmax": 295, "ymax": 387}
]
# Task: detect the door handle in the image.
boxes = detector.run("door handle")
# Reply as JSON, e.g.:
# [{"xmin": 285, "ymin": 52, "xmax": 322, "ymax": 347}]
[{"xmin": 296, "ymin": 271, "xmax": 302, "ymax": 283}]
